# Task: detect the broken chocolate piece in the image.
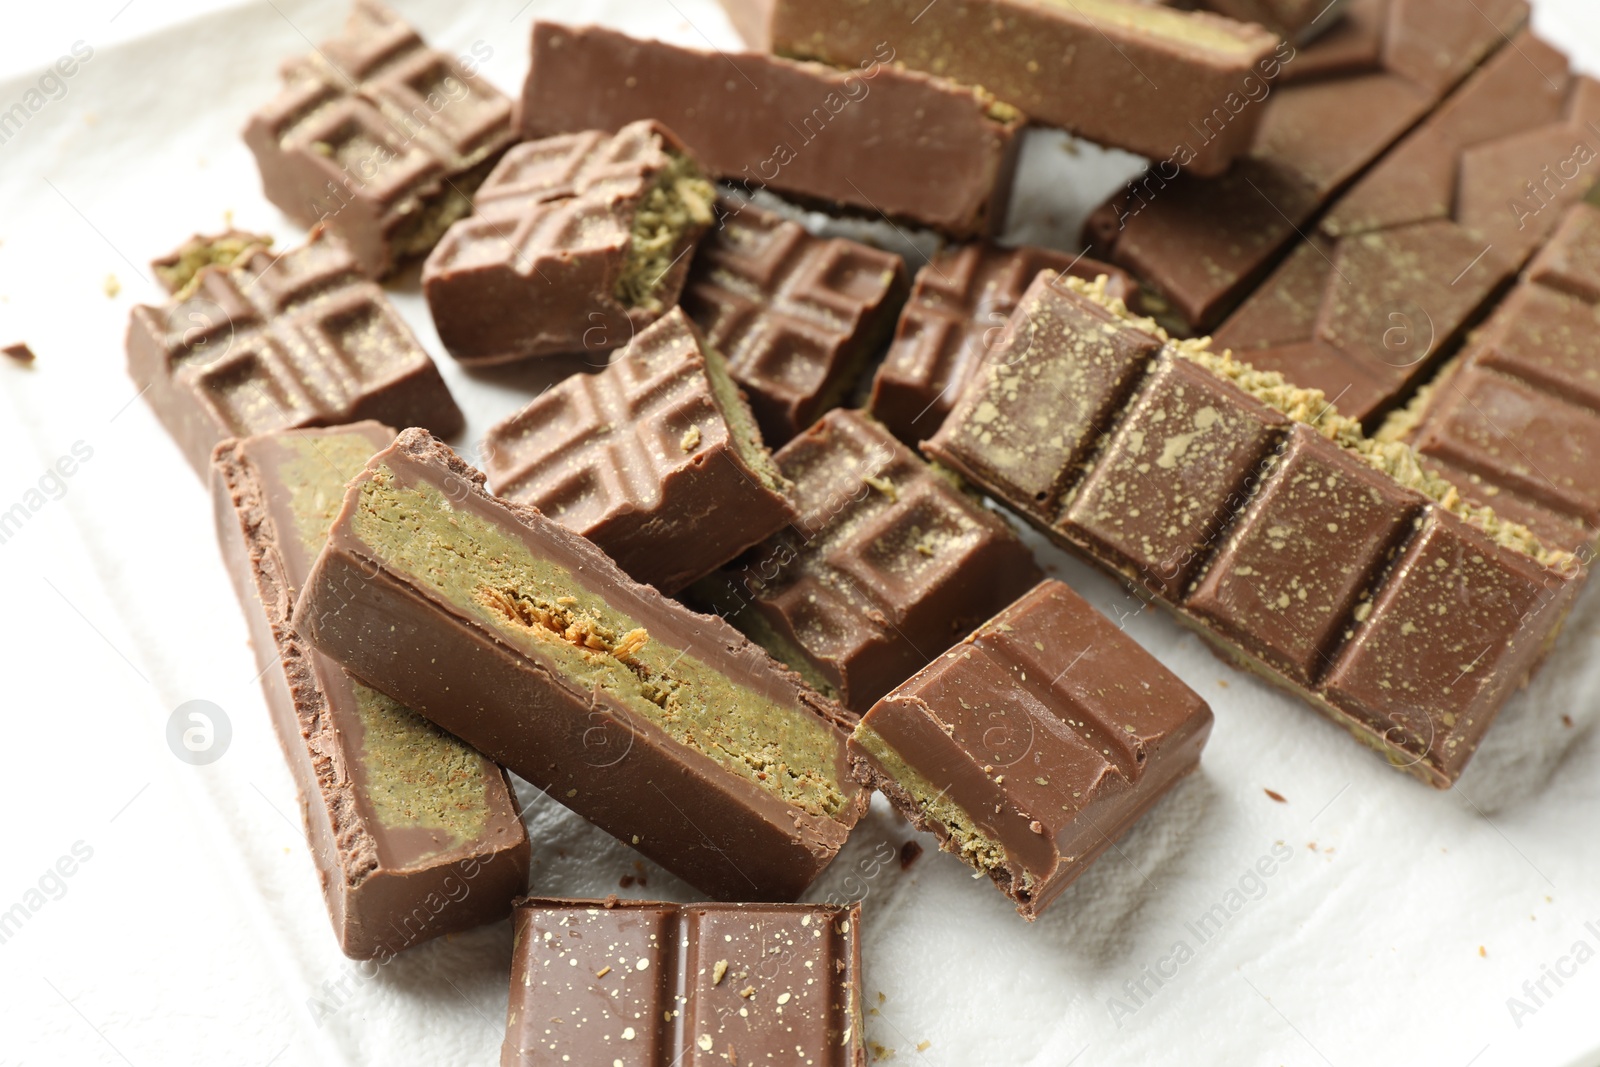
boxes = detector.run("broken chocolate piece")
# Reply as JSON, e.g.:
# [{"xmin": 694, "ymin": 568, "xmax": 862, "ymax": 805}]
[
  {"xmin": 423, "ymin": 121, "xmax": 715, "ymax": 366},
  {"xmin": 681, "ymin": 199, "xmax": 909, "ymax": 444},
  {"xmin": 481, "ymin": 308, "xmax": 796, "ymax": 594},
  {"xmin": 694, "ymin": 408, "xmax": 1042, "ymax": 713},
  {"xmin": 502, "ymin": 897, "xmax": 864, "ymax": 1066},
  {"xmin": 153, "ymin": 230, "xmax": 274, "ymax": 300},
  {"xmin": 243, "ymin": 0, "xmax": 517, "ymax": 277},
  {"xmin": 125, "ymin": 232, "xmax": 464, "ymax": 476},
  {"xmin": 292, "ymin": 429, "xmax": 869, "ymax": 900},
  {"xmin": 3, "ymin": 342, "xmax": 36, "ymax": 364},
  {"xmin": 849, "ymin": 580, "xmax": 1213, "ymax": 919},
  {"xmin": 518, "ymin": 22, "xmax": 1024, "ymax": 238},
  {"xmin": 212, "ymin": 422, "xmax": 529, "ymax": 959}
]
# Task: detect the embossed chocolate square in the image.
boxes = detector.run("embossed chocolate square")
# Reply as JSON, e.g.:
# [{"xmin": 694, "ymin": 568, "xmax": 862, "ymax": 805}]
[
  {"xmin": 849, "ymin": 580, "xmax": 1213, "ymax": 919},
  {"xmin": 424, "ymin": 121, "xmax": 716, "ymax": 366},
  {"xmin": 126, "ymin": 231, "xmax": 463, "ymax": 476},
  {"xmin": 482, "ymin": 308, "xmax": 796, "ymax": 594},
  {"xmin": 695, "ymin": 408, "xmax": 1042, "ymax": 712},
  {"xmin": 243, "ymin": 0, "xmax": 517, "ymax": 277}
]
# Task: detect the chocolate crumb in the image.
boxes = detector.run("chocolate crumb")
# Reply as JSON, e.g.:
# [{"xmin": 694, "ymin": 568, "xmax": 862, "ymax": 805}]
[
  {"xmin": 619, "ymin": 875, "xmax": 635, "ymax": 889},
  {"xmin": 1563, "ymin": 715, "xmax": 1575, "ymax": 728},
  {"xmin": 898, "ymin": 840, "xmax": 923, "ymax": 871},
  {"xmin": 3, "ymin": 342, "xmax": 36, "ymax": 364},
  {"xmin": 1264, "ymin": 789, "xmax": 1287, "ymax": 803}
]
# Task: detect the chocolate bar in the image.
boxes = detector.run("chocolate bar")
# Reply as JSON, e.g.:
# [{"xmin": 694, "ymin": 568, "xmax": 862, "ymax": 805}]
[
  {"xmin": 925, "ymin": 274, "xmax": 1583, "ymax": 787},
  {"xmin": 867, "ymin": 242, "xmax": 1136, "ymax": 445},
  {"xmin": 212, "ymin": 422, "xmax": 529, "ymax": 959},
  {"xmin": 153, "ymin": 230, "xmax": 273, "ymax": 299},
  {"xmin": 849, "ymin": 580, "xmax": 1213, "ymax": 919},
  {"xmin": 423, "ymin": 122, "xmax": 715, "ymax": 366},
  {"xmin": 502, "ymin": 898, "xmax": 864, "ymax": 1066},
  {"xmin": 681, "ymin": 199, "xmax": 909, "ymax": 444},
  {"xmin": 1376, "ymin": 204, "xmax": 1600, "ymax": 554},
  {"xmin": 125, "ymin": 231, "xmax": 464, "ymax": 476},
  {"xmin": 1215, "ymin": 31, "xmax": 1596, "ymax": 423},
  {"xmin": 291, "ymin": 429, "xmax": 869, "ymax": 900},
  {"xmin": 1196, "ymin": 0, "xmax": 1336, "ymax": 42},
  {"xmin": 481, "ymin": 308, "xmax": 796, "ymax": 594},
  {"xmin": 243, "ymin": 0, "xmax": 517, "ymax": 277},
  {"xmin": 693, "ymin": 409, "xmax": 1042, "ymax": 713},
  {"xmin": 517, "ymin": 22, "xmax": 1024, "ymax": 239},
  {"xmin": 1086, "ymin": 0, "xmax": 1528, "ymax": 332},
  {"xmin": 721, "ymin": 0, "xmax": 1278, "ymax": 177}
]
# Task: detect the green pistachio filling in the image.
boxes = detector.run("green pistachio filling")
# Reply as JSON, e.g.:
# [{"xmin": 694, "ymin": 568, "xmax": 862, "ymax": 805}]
[
  {"xmin": 617, "ymin": 152, "xmax": 715, "ymax": 312},
  {"xmin": 700, "ymin": 344, "xmax": 791, "ymax": 495},
  {"xmin": 157, "ymin": 232, "xmax": 271, "ymax": 301}
]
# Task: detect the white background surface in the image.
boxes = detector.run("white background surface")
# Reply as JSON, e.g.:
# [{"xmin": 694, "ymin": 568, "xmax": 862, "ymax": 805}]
[{"xmin": 5, "ymin": 2, "xmax": 1600, "ymax": 1064}]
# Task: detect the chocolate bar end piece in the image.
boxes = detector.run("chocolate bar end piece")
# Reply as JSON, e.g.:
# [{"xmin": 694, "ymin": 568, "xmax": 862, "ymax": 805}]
[
  {"xmin": 483, "ymin": 307, "xmax": 796, "ymax": 594},
  {"xmin": 212, "ymin": 422, "xmax": 529, "ymax": 959},
  {"xmin": 849, "ymin": 580, "xmax": 1213, "ymax": 919},
  {"xmin": 503, "ymin": 898, "xmax": 865, "ymax": 1066},
  {"xmin": 153, "ymin": 230, "xmax": 274, "ymax": 299}
]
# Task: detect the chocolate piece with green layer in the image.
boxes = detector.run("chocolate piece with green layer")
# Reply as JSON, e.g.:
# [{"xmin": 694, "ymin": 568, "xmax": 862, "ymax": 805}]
[
  {"xmin": 423, "ymin": 121, "xmax": 716, "ymax": 366},
  {"xmin": 850, "ymin": 580, "xmax": 1212, "ymax": 919},
  {"xmin": 292, "ymin": 429, "xmax": 869, "ymax": 901},
  {"xmin": 482, "ymin": 308, "xmax": 797, "ymax": 594},
  {"xmin": 502, "ymin": 897, "xmax": 865, "ymax": 1066},
  {"xmin": 212, "ymin": 422, "xmax": 529, "ymax": 959}
]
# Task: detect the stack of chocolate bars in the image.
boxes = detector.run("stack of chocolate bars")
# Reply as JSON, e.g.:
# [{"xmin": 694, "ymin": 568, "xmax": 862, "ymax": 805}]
[{"xmin": 122, "ymin": 0, "xmax": 1597, "ymax": 1060}]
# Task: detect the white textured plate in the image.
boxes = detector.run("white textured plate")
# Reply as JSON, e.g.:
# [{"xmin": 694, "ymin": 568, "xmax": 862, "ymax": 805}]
[{"xmin": 4, "ymin": 1, "xmax": 1600, "ymax": 1064}]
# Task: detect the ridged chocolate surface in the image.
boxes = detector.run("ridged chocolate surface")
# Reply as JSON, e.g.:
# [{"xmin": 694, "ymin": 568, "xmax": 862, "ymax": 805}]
[
  {"xmin": 926, "ymin": 275, "xmax": 1583, "ymax": 787},
  {"xmin": 502, "ymin": 898, "xmax": 864, "ymax": 1066},
  {"xmin": 699, "ymin": 409, "xmax": 1042, "ymax": 713},
  {"xmin": 242, "ymin": 0, "xmax": 516, "ymax": 277},
  {"xmin": 849, "ymin": 580, "xmax": 1213, "ymax": 919},
  {"xmin": 125, "ymin": 234, "xmax": 463, "ymax": 476},
  {"xmin": 682, "ymin": 200, "xmax": 908, "ymax": 444},
  {"xmin": 482, "ymin": 308, "xmax": 796, "ymax": 593}
]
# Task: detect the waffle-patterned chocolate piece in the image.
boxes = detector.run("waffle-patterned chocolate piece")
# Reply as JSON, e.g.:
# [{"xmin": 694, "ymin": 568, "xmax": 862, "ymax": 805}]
[
  {"xmin": 126, "ymin": 233, "xmax": 463, "ymax": 475},
  {"xmin": 1378, "ymin": 204, "xmax": 1600, "ymax": 553},
  {"xmin": 482, "ymin": 308, "xmax": 796, "ymax": 594},
  {"xmin": 1215, "ymin": 33, "xmax": 1598, "ymax": 423},
  {"xmin": 926, "ymin": 274, "xmax": 1583, "ymax": 788},
  {"xmin": 682, "ymin": 201, "xmax": 908, "ymax": 445},
  {"xmin": 698, "ymin": 408, "xmax": 1043, "ymax": 713},
  {"xmin": 424, "ymin": 121, "xmax": 714, "ymax": 366},
  {"xmin": 243, "ymin": 0, "xmax": 516, "ymax": 278},
  {"xmin": 1086, "ymin": 0, "xmax": 1529, "ymax": 332},
  {"xmin": 868, "ymin": 242, "xmax": 1136, "ymax": 444}
]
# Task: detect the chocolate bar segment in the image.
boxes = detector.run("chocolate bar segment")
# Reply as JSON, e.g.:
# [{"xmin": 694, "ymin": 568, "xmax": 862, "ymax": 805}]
[
  {"xmin": 212, "ymin": 422, "xmax": 528, "ymax": 959},
  {"xmin": 518, "ymin": 22, "xmax": 1024, "ymax": 239},
  {"xmin": 423, "ymin": 121, "xmax": 715, "ymax": 366},
  {"xmin": 1087, "ymin": 0, "xmax": 1528, "ymax": 332},
  {"xmin": 153, "ymin": 230, "xmax": 274, "ymax": 299},
  {"xmin": 926, "ymin": 274, "xmax": 1582, "ymax": 787},
  {"xmin": 726, "ymin": 0, "xmax": 1278, "ymax": 177},
  {"xmin": 849, "ymin": 580, "xmax": 1213, "ymax": 919},
  {"xmin": 1215, "ymin": 31, "xmax": 1593, "ymax": 422},
  {"xmin": 1196, "ymin": 0, "xmax": 1336, "ymax": 42},
  {"xmin": 482, "ymin": 308, "xmax": 796, "ymax": 594},
  {"xmin": 867, "ymin": 242, "xmax": 1135, "ymax": 445},
  {"xmin": 681, "ymin": 200, "xmax": 908, "ymax": 444},
  {"xmin": 502, "ymin": 898, "xmax": 864, "ymax": 1066},
  {"xmin": 126, "ymin": 232, "xmax": 464, "ymax": 476},
  {"xmin": 695, "ymin": 409, "xmax": 1042, "ymax": 712},
  {"xmin": 243, "ymin": 0, "xmax": 515, "ymax": 278},
  {"xmin": 292, "ymin": 429, "xmax": 869, "ymax": 900}
]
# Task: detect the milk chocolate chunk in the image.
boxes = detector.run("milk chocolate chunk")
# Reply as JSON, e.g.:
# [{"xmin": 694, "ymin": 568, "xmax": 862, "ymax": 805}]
[
  {"xmin": 724, "ymin": 0, "xmax": 1278, "ymax": 177},
  {"xmin": 1088, "ymin": 0, "xmax": 1527, "ymax": 332},
  {"xmin": 517, "ymin": 22, "xmax": 1024, "ymax": 239},
  {"xmin": 126, "ymin": 233, "xmax": 464, "ymax": 476},
  {"xmin": 1526, "ymin": 200, "xmax": 1600, "ymax": 302},
  {"xmin": 482, "ymin": 308, "xmax": 796, "ymax": 594},
  {"xmin": 696, "ymin": 409, "xmax": 1042, "ymax": 713},
  {"xmin": 503, "ymin": 898, "xmax": 864, "ymax": 1066},
  {"xmin": 867, "ymin": 242, "xmax": 1135, "ymax": 445},
  {"xmin": 1213, "ymin": 31, "xmax": 1594, "ymax": 422},
  {"xmin": 243, "ymin": 0, "xmax": 516, "ymax": 279},
  {"xmin": 682, "ymin": 199, "xmax": 909, "ymax": 444},
  {"xmin": 1197, "ymin": 0, "xmax": 1338, "ymax": 42},
  {"xmin": 849, "ymin": 580, "xmax": 1213, "ymax": 919},
  {"xmin": 423, "ymin": 121, "xmax": 716, "ymax": 366},
  {"xmin": 292, "ymin": 429, "xmax": 868, "ymax": 900},
  {"xmin": 926, "ymin": 274, "xmax": 1581, "ymax": 787},
  {"xmin": 153, "ymin": 230, "xmax": 274, "ymax": 299},
  {"xmin": 212, "ymin": 422, "xmax": 528, "ymax": 959}
]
